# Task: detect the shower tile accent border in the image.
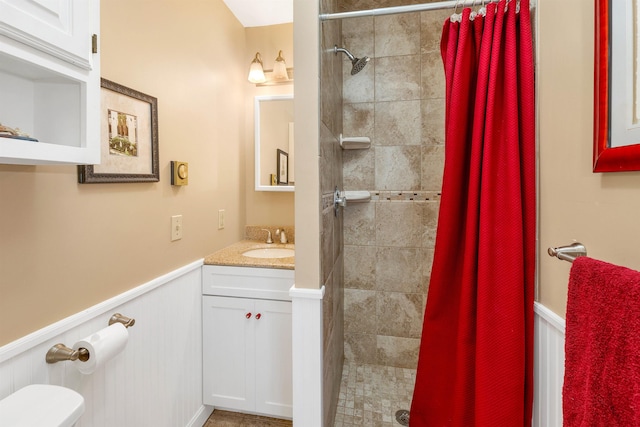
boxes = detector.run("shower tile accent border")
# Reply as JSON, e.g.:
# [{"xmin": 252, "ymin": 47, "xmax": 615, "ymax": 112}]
[{"xmin": 368, "ymin": 190, "xmax": 441, "ymax": 201}]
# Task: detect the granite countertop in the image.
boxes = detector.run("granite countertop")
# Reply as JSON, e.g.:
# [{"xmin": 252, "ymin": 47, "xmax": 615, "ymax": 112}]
[{"xmin": 204, "ymin": 240, "xmax": 295, "ymax": 270}]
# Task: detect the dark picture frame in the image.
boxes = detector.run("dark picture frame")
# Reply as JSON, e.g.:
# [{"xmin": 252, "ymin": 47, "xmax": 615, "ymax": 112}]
[
  {"xmin": 277, "ymin": 149, "xmax": 288, "ymax": 185},
  {"xmin": 78, "ymin": 78, "xmax": 159, "ymax": 183}
]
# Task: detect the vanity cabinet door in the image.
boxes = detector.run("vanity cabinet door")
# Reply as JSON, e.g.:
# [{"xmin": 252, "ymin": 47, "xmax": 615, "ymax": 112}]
[
  {"xmin": 202, "ymin": 296, "xmax": 256, "ymax": 412},
  {"xmin": 254, "ymin": 299, "xmax": 293, "ymax": 418},
  {"xmin": 202, "ymin": 296, "xmax": 292, "ymax": 419}
]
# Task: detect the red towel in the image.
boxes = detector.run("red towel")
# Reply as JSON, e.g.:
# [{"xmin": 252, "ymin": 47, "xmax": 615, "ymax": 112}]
[{"xmin": 563, "ymin": 256, "xmax": 640, "ymax": 426}]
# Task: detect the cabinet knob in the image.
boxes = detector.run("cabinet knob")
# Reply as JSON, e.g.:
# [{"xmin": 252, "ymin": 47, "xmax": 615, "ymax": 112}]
[
  {"xmin": 246, "ymin": 312, "xmax": 252, "ymax": 319},
  {"xmin": 255, "ymin": 313, "xmax": 262, "ymax": 320}
]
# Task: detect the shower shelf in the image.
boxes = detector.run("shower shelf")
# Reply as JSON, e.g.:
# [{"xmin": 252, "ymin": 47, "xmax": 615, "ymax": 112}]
[
  {"xmin": 345, "ymin": 191, "xmax": 371, "ymax": 203},
  {"xmin": 339, "ymin": 134, "xmax": 371, "ymax": 150}
]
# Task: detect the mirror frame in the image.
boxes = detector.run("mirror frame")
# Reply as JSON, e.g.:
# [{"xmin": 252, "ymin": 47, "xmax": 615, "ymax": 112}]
[
  {"xmin": 254, "ymin": 94, "xmax": 294, "ymax": 192},
  {"xmin": 594, "ymin": 0, "xmax": 640, "ymax": 172}
]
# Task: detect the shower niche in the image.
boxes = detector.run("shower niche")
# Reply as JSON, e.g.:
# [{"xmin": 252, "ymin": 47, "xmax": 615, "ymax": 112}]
[{"xmin": 254, "ymin": 94, "xmax": 294, "ymax": 191}]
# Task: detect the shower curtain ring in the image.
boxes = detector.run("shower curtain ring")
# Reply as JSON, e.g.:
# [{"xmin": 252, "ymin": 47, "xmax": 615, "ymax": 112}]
[
  {"xmin": 453, "ymin": 0, "xmax": 462, "ymax": 14},
  {"xmin": 469, "ymin": 0, "xmax": 479, "ymax": 20}
]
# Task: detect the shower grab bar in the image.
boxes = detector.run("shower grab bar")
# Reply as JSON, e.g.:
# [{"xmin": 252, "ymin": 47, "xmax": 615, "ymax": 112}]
[
  {"xmin": 320, "ymin": 0, "xmax": 499, "ymax": 21},
  {"xmin": 548, "ymin": 242, "xmax": 587, "ymax": 263}
]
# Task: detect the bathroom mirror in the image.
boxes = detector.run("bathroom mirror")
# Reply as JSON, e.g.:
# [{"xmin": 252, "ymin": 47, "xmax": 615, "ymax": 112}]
[
  {"xmin": 593, "ymin": 0, "xmax": 640, "ymax": 172},
  {"xmin": 255, "ymin": 94, "xmax": 294, "ymax": 191}
]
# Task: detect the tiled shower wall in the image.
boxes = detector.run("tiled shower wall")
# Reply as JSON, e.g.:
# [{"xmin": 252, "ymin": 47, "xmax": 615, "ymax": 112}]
[
  {"xmin": 339, "ymin": 4, "xmax": 450, "ymax": 369},
  {"xmin": 319, "ymin": 0, "xmax": 345, "ymax": 424}
]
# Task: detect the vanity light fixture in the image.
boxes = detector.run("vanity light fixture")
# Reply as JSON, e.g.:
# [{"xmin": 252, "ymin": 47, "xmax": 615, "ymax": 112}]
[
  {"xmin": 272, "ymin": 50, "xmax": 289, "ymax": 81},
  {"xmin": 247, "ymin": 52, "xmax": 266, "ymax": 84},
  {"xmin": 247, "ymin": 50, "xmax": 293, "ymax": 85}
]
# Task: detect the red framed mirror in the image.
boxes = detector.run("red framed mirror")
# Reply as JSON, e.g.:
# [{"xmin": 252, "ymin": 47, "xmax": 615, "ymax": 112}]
[{"xmin": 594, "ymin": 0, "xmax": 640, "ymax": 172}]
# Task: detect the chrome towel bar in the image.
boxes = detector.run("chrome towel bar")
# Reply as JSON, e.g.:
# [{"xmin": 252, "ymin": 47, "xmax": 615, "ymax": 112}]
[{"xmin": 548, "ymin": 242, "xmax": 587, "ymax": 263}]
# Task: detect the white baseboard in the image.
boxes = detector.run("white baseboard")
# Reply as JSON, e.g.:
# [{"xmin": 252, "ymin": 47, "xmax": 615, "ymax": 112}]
[{"xmin": 186, "ymin": 405, "xmax": 214, "ymax": 427}]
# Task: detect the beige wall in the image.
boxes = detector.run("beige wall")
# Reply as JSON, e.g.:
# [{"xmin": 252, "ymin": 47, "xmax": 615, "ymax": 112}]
[
  {"xmin": 538, "ymin": 0, "xmax": 640, "ymax": 317},
  {"xmin": 244, "ymin": 24, "xmax": 295, "ymax": 226},
  {"xmin": 0, "ymin": 0, "xmax": 248, "ymax": 345}
]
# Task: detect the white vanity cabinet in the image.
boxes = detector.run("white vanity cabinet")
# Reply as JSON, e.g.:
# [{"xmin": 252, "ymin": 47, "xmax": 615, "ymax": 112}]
[
  {"xmin": 202, "ymin": 265, "xmax": 293, "ymax": 419},
  {"xmin": 0, "ymin": 0, "xmax": 100, "ymax": 165}
]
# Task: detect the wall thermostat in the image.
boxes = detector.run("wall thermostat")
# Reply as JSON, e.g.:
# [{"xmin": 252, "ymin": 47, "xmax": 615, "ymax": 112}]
[{"xmin": 171, "ymin": 161, "xmax": 188, "ymax": 186}]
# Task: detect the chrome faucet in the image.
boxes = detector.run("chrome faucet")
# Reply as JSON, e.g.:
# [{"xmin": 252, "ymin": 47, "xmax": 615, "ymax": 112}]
[
  {"xmin": 276, "ymin": 228, "xmax": 288, "ymax": 244},
  {"xmin": 261, "ymin": 228, "xmax": 273, "ymax": 244}
]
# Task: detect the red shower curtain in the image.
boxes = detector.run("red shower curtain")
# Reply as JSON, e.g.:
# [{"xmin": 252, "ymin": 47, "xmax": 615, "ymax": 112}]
[{"xmin": 410, "ymin": 1, "xmax": 535, "ymax": 426}]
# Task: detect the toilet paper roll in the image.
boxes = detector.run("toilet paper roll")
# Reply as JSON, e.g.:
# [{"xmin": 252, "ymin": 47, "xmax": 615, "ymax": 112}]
[{"xmin": 73, "ymin": 323, "xmax": 129, "ymax": 374}]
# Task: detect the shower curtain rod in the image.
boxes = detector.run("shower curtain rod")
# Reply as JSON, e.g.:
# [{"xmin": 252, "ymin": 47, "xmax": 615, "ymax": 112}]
[{"xmin": 320, "ymin": 0, "xmax": 498, "ymax": 21}]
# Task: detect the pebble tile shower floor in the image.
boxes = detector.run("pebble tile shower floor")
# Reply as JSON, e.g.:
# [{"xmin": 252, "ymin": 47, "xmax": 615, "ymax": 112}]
[
  {"xmin": 204, "ymin": 362, "xmax": 416, "ymax": 426},
  {"xmin": 334, "ymin": 362, "xmax": 417, "ymax": 426}
]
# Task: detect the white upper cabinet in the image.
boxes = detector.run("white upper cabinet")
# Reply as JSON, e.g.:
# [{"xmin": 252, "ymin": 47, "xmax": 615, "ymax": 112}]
[
  {"xmin": 0, "ymin": 0, "xmax": 100, "ymax": 165},
  {"xmin": 0, "ymin": 0, "xmax": 95, "ymax": 69}
]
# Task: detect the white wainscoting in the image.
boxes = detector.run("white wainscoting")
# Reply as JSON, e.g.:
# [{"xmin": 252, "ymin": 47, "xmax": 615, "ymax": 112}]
[
  {"xmin": 0, "ymin": 260, "xmax": 212, "ymax": 427},
  {"xmin": 533, "ymin": 302, "xmax": 566, "ymax": 427}
]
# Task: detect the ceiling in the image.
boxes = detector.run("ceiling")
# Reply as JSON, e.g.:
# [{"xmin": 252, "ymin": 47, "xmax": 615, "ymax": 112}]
[{"xmin": 222, "ymin": 0, "xmax": 293, "ymax": 27}]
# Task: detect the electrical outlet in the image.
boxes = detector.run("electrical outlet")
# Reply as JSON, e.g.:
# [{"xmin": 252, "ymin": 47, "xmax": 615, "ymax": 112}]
[
  {"xmin": 171, "ymin": 215, "xmax": 183, "ymax": 241},
  {"xmin": 218, "ymin": 209, "xmax": 225, "ymax": 230}
]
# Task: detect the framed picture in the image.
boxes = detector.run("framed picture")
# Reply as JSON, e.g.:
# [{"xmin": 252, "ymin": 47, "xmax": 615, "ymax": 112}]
[
  {"xmin": 277, "ymin": 149, "xmax": 288, "ymax": 185},
  {"xmin": 78, "ymin": 78, "xmax": 159, "ymax": 183},
  {"xmin": 593, "ymin": 0, "xmax": 640, "ymax": 172}
]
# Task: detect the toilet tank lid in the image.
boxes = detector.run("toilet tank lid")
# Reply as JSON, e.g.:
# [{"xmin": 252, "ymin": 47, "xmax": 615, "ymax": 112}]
[{"xmin": 0, "ymin": 384, "xmax": 85, "ymax": 427}]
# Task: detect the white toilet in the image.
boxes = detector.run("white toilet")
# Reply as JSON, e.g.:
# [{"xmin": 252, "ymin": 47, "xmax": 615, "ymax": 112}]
[{"xmin": 0, "ymin": 384, "xmax": 84, "ymax": 427}]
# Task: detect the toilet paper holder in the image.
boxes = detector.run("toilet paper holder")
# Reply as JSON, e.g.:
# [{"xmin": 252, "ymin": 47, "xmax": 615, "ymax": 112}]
[
  {"xmin": 45, "ymin": 313, "xmax": 135, "ymax": 364},
  {"xmin": 109, "ymin": 313, "xmax": 135, "ymax": 328},
  {"xmin": 45, "ymin": 344, "xmax": 90, "ymax": 364}
]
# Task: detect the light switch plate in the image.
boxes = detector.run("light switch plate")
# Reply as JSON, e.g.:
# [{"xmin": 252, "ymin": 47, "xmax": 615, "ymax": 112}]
[{"xmin": 171, "ymin": 215, "xmax": 183, "ymax": 241}]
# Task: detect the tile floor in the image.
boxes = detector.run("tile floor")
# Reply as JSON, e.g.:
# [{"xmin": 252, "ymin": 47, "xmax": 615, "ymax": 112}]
[
  {"xmin": 203, "ymin": 362, "xmax": 416, "ymax": 426},
  {"xmin": 334, "ymin": 362, "xmax": 417, "ymax": 426}
]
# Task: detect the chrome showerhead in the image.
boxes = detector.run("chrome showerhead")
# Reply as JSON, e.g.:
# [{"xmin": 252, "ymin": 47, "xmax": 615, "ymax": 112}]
[{"xmin": 334, "ymin": 45, "xmax": 370, "ymax": 75}]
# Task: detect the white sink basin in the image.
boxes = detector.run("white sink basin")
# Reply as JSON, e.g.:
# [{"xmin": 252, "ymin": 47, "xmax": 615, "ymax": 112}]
[{"xmin": 242, "ymin": 248, "xmax": 295, "ymax": 259}]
